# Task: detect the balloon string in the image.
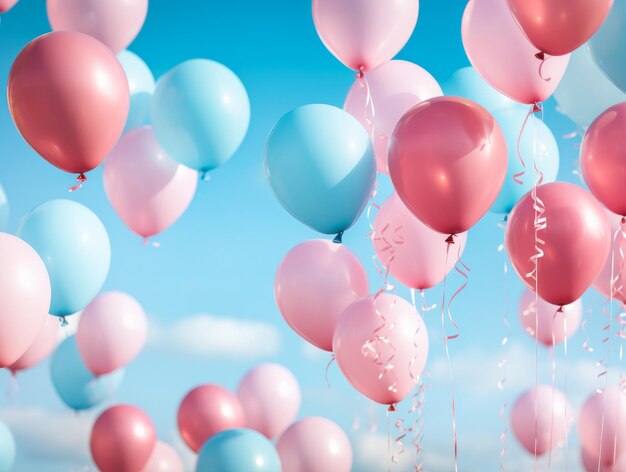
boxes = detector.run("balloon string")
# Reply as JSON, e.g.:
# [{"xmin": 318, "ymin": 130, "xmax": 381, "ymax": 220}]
[
  {"xmin": 612, "ymin": 221, "xmax": 626, "ymax": 465},
  {"xmin": 412, "ymin": 379, "xmax": 428, "ymax": 472},
  {"xmin": 324, "ymin": 354, "xmax": 335, "ymax": 390},
  {"xmin": 497, "ymin": 236, "xmax": 510, "ymax": 471},
  {"xmin": 548, "ymin": 336, "xmax": 557, "ymax": 471},
  {"xmin": 142, "ymin": 237, "xmax": 161, "ymax": 247},
  {"xmin": 563, "ymin": 313, "xmax": 569, "ymax": 472},
  {"xmin": 68, "ymin": 173, "xmax": 87, "ymax": 192},
  {"xmin": 534, "ymin": 52, "xmax": 552, "ymax": 82},
  {"xmin": 387, "ymin": 409, "xmax": 392, "ymax": 472},
  {"xmin": 513, "ymin": 104, "xmax": 542, "ymax": 185}
]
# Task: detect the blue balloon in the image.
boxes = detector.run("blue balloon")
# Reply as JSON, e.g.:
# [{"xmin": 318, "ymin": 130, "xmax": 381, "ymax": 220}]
[
  {"xmin": 490, "ymin": 107, "xmax": 560, "ymax": 214},
  {"xmin": 117, "ymin": 50, "xmax": 155, "ymax": 133},
  {"xmin": 50, "ymin": 336, "xmax": 124, "ymax": 411},
  {"xmin": 0, "ymin": 421, "xmax": 15, "ymax": 472},
  {"xmin": 265, "ymin": 104, "xmax": 375, "ymax": 237},
  {"xmin": 589, "ymin": 0, "xmax": 626, "ymax": 93},
  {"xmin": 0, "ymin": 184, "xmax": 8, "ymax": 232},
  {"xmin": 152, "ymin": 59, "xmax": 250, "ymax": 173},
  {"xmin": 196, "ymin": 429, "xmax": 281, "ymax": 472},
  {"xmin": 18, "ymin": 199, "xmax": 111, "ymax": 317}
]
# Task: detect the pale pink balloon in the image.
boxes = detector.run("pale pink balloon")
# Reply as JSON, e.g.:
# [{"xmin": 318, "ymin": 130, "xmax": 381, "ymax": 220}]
[
  {"xmin": 9, "ymin": 315, "xmax": 60, "ymax": 372},
  {"xmin": 237, "ymin": 363, "xmax": 301, "ymax": 439},
  {"xmin": 47, "ymin": 0, "xmax": 148, "ymax": 54},
  {"xmin": 511, "ymin": 385, "xmax": 572, "ymax": 456},
  {"xmin": 344, "ymin": 60, "xmax": 442, "ymax": 173},
  {"xmin": 462, "ymin": 0, "xmax": 570, "ymax": 104},
  {"xmin": 0, "ymin": 233, "xmax": 51, "ymax": 368},
  {"xmin": 0, "ymin": 0, "xmax": 18, "ymax": 13},
  {"xmin": 77, "ymin": 291, "xmax": 147, "ymax": 376},
  {"xmin": 333, "ymin": 293, "xmax": 428, "ymax": 405},
  {"xmin": 103, "ymin": 126, "xmax": 198, "ymax": 239},
  {"xmin": 141, "ymin": 441, "xmax": 184, "ymax": 472},
  {"xmin": 593, "ymin": 209, "xmax": 626, "ymax": 304},
  {"xmin": 372, "ymin": 193, "xmax": 467, "ymax": 290},
  {"xmin": 582, "ymin": 449, "xmax": 626, "ymax": 472},
  {"xmin": 277, "ymin": 417, "xmax": 353, "ymax": 472},
  {"xmin": 312, "ymin": 0, "xmax": 418, "ymax": 71},
  {"xmin": 275, "ymin": 239, "xmax": 369, "ymax": 352}
]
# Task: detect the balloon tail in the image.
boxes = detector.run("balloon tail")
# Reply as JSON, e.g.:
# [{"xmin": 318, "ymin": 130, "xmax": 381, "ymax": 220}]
[
  {"xmin": 387, "ymin": 408, "xmax": 392, "ymax": 472},
  {"xmin": 497, "ymin": 236, "xmax": 511, "ymax": 471},
  {"xmin": 142, "ymin": 237, "xmax": 161, "ymax": 247},
  {"xmin": 547, "ymin": 334, "xmax": 557, "ymax": 470},
  {"xmin": 324, "ymin": 354, "xmax": 335, "ymax": 390},
  {"xmin": 59, "ymin": 316, "xmax": 69, "ymax": 328},
  {"xmin": 332, "ymin": 231, "xmax": 344, "ymax": 244},
  {"xmin": 512, "ymin": 104, "xmax": 541, "ymax": 186},
  {"xmin": 68, "ymin": 173, "xmax": 87, "ymax": 192},
  {"xmin": 200, "ymin": 171, "xmax": 211, "ymax": 182}
]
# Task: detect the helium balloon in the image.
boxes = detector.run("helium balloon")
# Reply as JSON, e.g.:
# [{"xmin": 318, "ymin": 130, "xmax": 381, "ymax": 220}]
[
  {"xmin": 142, "ymin": 441, "xmax": 184, "ymax": 472},
  {"xmin": 0, "ymin": 421, "xmax": 15, "ymax": 472},
  {"xmin": 442, "ymin": 67, "xmax": 519, "ymax": 113},
  {"xmin": 593, "ymin": 209, "xmax": 626, "ymax": 304},
  {"xmin": 582, "ymin": 449, "xmax": 626, "ymax": 472},
  {"xmin": 518, "ymin": 290, "xmax": 582, "ymax": 346},
  {"xmin": 117, "ymin": 50, "xmax": 155, "ymax": 133},
  {"xmin": 265, "ymin": 104, "xmax": 375, "ymax": 236},
  {"xmin": 589, "ymin": 1, "xmax": 626, "ymax": 93},
  {"xmin": 9, "ymin": 315, "xmax": 60, "ymax": 372},
  {"xmin": 0, "ymin": 184, "xmax": 8, "ymax": 232}
]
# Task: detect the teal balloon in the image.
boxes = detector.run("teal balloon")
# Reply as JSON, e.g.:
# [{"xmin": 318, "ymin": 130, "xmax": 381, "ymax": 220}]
[
  {"xmin": 152, "ymin": 59, "xmax": 250, "ymax": 173},
  {"xmin": 196, "ymin": 429, "xmax": 281, "ymax": 472},
  {"xmin": 0, "ymin": 184, "xmax": 8, "ymax": 232},
  {"xmin": 589, "ymin": 0, "xmax": 626, "ymax": 93},
  {"xmin": 490, "ymin": 107, "xmax": 559, "ymax": 214},
  {"xmin": 117, "ymin": 50, "xmax": 155, "ymax": 133},
  {"xmin": 0, "ymin": 421, "xmax": 15, "ymax": 472},
  {"xmin": 18, "ymin": 199, "xmax": 111, "ymax": 317},
  {"xmin": 265, "ymin": 104, "xmax": 375, "ymax": 236},
  {"xmin": 50, "ymin": 336, "xmax": 124, "ymax": 411}
]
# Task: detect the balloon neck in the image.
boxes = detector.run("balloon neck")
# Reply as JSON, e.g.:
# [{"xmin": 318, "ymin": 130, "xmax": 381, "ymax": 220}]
[
  {"xmin": 68, "ymin": 173, "xmax": 87, "ymax": 192},
  {"xmin": 445, "ymin": 234, "xmax": 456, "ymax": 245},
  {"xmin": 333, "ymin": 231, "xmax": 344, "ymax": 244},
  {"xmin": 355, "ymin": 66, "xmax": 365, "ymax": 79},
  {"xmin": 8, "ymin": 369, "xmax": 16, "ymax": 378},
  {"xmin": 556, "ymin": 306, "xmax": 565, "ymax": 314},
  {"xmin": 532, "ymin": 103, "xmax": 542, "ymax": 114},
  {"xmin": 59, "ymin": 316, "xmax": 68, "ymax": 327},
  {"xmin": 387, "ymin": 404, "xmax": 396, "ymax": 412},
  {"xmin": 502, "ymin": 214, "xmax": 509, "ymax": 223},
  {"xmin": 534, "ymin": 51, "xmax": 546, "ymax": 61},
  {"xmin": 200, "ymin": 170, "xmax": 211, "ymax": 182},
  {"xmin": 621, "ymin": 216, "xmax": 626, "ymax": 226}
]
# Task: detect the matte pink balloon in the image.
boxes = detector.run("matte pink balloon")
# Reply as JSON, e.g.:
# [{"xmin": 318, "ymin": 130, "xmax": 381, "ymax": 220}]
[
  {"xmin": 277, "ymin": 417, "xmax": 353, "ymax": 472},
  {"xmin": 344, "ymin": 60, "xmax": 442, "ymax": 173},
  {"xmin": 275, "ymin": 239, "xmax": 369, "ymax": 351},
  {"xmin": 389, "ymin": 96, "xmax": 507, "ymax": 236},
  {"xmin": 582, "ymin": 449, "xmax": 626, "ymax": 472},
  {"xmin": 237, "ymin": 363, "xmax": 301, "ymax": 439},
  {"xmin": 76, "ymin": 291, "xmax": 147, "ymax": 376},
  {"xmin": 104, "ymin": 127, "xmax": 198, "ymax": 239},
  {"xmin": 462, "ymin": 0, "xmax": 570, "ymax": 104},
  {"xmin": 177, "ymin": 384, "xmax": 245, "ymax": 453},
  {"xmin": 141, "ymin": 441, "xmax": 184, "ymax": 472},
  {"xmin": 511, "ymin": 386, "xmax": 572, "ymax": 456},
  {"xmin": 90, "ymin": 404, "xmax": 156, "ymax": 472},
  {"xmin": 9, "ymin": 315, "xmax": 59, "ymax": 372},
  {"xmin": 0, "ymin": 0, "xmax": 18, "ymax": 13},
  {"xmin": 312, "ymin": 0, "xmax": 418, "ymax": 71},
  {"xmin": 506, "ymin": 182, "xmax": 611, "ymax": 307},
  {"xmin": 7, "ymin": 31, "xmax": 129, "ymax": 177},
  {"xmin": 0, "ymin": 233, "xmax": 51, "ymax": 368},
  {"xmin": 333, "ymin": 293, "xmax": 428, "ymax": 405},
  {"xmin": 47, "ymin": 0, "xmax": 148, "ymax": 54},
  {"xmin": 593, "ymin": 209, "xmax": 626, "ymax": 304}
]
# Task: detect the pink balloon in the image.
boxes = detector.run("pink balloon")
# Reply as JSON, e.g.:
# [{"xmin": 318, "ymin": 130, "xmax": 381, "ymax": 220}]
[
  {"xmin": 277, "ymin": 417, "xmax": 353, "ymax": 472},
  {"xmin": 312, "ymin": 0, "xmax": 418, "ymax": 71},
  {"xmin": 237, "ymin": 363, "xmax": 301, "ymax": 439},
  {"xmin": 0, "ymin": 0, "xmax": 18, "ymax": 13},
  {"xmin": 141, "ymin": 441, "xmax": 184, "ymax": 472},
  {"xmin": 0, "ymin": 233, "xmax": 51, "ymax": 368},
  {"xmin": 344, "ymin": 60, "xmax": 442, "ymax": 173},
  {"xmin": 177, "ymin": 384, "xmax": 245, "ymax": 453},
  {"xmin": 462, "ymin": 0, "xmax": 570, "ymax": 104},
  {"xmin": 389, "ymin": 96, "xmax": 507, "ymax": 236},
  {"xmin": 90, "ymin": 404, "xmax": 156, "ymax": 472},
  {"xmin": 506, "ymin": 182, "xmax": 611, "ymax": 307},
  {"xmin": 47, "ymin": 0, "xmax": 148, "ymax": 54},
  {"xmin": 9, "ymin": 315, "xmax": 60, "ymax": 372},
  {"xmin": 76, "ymin": 291, "xmax": 147, "ymax": 376},
  {"xmin": 103, "ymin": 127, "xmax": 198, "ymax": 239},
  {"xmin": 511, "ymin": 385, "xmax": 572, "ymax": 456},
  {"xmin": 275, "ymin": 239, "xmax": 369, "ymax": 351},
  {"xmin": 333, "ymin": 293, "xmax": 428, "ymax": 405},
  {"xmin": 582, "ymin": 448, "xmax": 626, "ymax": 472},
  {"xmin": 7, "ymin": 32, "xmax": 129, "ymax": 177},
  {"xmin": 593, "ymin": 209, "xmax": 626, "ymax": 304}
]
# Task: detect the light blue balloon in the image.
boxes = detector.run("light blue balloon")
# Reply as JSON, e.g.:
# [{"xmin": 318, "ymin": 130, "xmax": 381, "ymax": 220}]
[
  {"xmin": 265, "ymin": 104, "xmax": 375, "ymax": 237},
  {"xmin": 50, "ymin": 336, "xmax": 124, "ymax": 411},
  {"xmin": 0, "ymin": 421, "xmax": 15, "ymax": 472},
  {"xmin": 18, "ymin": 199, "xmax": 111, "ymax": 317},
  {"xmin": 151, "ymin": 59, "xmax": 250, "ymax": 173},
  {"xmin": 589, "ymin": 0, "xmax": 626, "ymax": 93},
  {"xmin": 117, "ymin": 50, "xmax": 155, "ymax": 133},
  {"xmin": 490, "ymin": 107, "xmax": 559, "ymax": 214},
  {"xmin": 196, "ymin": 429, "xmax": 281, "ymax": 472},
  {"xmin": 0, "ymin": 184, "xmax": 8, "ymax": 232}
]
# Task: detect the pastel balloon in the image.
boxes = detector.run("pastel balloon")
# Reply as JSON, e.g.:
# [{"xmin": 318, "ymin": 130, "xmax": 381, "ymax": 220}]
[
  {"xmin": 442, "ymin": 67, "xmax": 519, "ymax": 113},
  {"xmin": 344, "ymin": 60, "xmax": 442, "ymax": 173},
  {"xmin": 265, "ymin": 104, "xmax": 375, "ymax": 236},
  {"xmin": 462, "ymin": 0, "xmax": 570, "ymax": 104},
  {"xmin": 103, "ymin": 126, "xmax": 198, "ymax": 239},
  {"xmin": 589, "ymin": 1, "xmax": 626, "ymax": 93},
  {"xmin": 9, "ymin": 315, "xmax": 59, "ymax": 372},
  {"xmin": 197, "ymin": 429, "xmax": 281, "ymax": 472},
  {"xmin": 275, "ymin": 239, "xmax": 369, "ymax": 351},
  {"xmin": 277, "ymin": 417, "xmax": 353, "ymax": 472},
  {"xmin": 333, "ymin": 293, "xmax": 429, "ymax": 405},
  {"xmin": 7, "ymin": 31, "xmax": 129, "ymax": 178},
  {"xmin": 506, "ymin": 182, "xmax": 611, "ymax": 307},
  {"xmin": 582, "ymin": 449, "xmax": 626, "ymax": 472},
  {"xmin": 47, "ymin": 0, "xmax": 148, "ymax": 54},
  {"xmin": 0, "ymin": 233, "xmax": 51, "ymax": 368},
  {"xmin": 593, "ymin": 209, "xmax": 626, "ymax": 304},
  {"xmin": 90, "ymin": 404, "xmax": 156, "ymax": 472},
  {"xmin": 237, "ymin": 363, "xmax": 301, "ymax": 439},
  {"xmin": 0, "ymin": 0, "xmax": 18, "ymax": 13},
  {"xmin": 142, "ymin": 441, "xmax": 184, "ymax": 472},
  {"xmin": 177, "ymin": 384, "xmax": 245, "ymax": 453},
  {"xmin": 518, "ymin": 290, "xmax": 582, "ymax": 346},
  {"xmin": 372, "ymin": 194, "xmax": 468, "ymax": 290},
  {"xmin": 0, "ymin": 421, "xmax": 15, "ymax": 472},
  {"xmin": 0, "ymin": 184, "xmax": 8, "ymax": 232},
  {"xmin": 77, "ymin": 291, "xmax": 148, "ymax": 376},
  {"xmin": 118, "ymin": 50, "xmax": 155, "ymax": 133},
  {"xmin": 389, "ymin": 96, "xmax": 507, "ymax": 236},
  {"xmin": 18, "ymin": 199, "xmax": 111, "ymax": 317},
  {"xmin": 151, "ymin": 59, "xmax": 250, "ymax": 173}
]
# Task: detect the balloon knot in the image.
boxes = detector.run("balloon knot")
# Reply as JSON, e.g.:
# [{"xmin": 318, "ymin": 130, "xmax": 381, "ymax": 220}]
[
  {"xmin": 532, "ymin": 103, "xmax": 542, "ymax": 113},
  {"xmin": 77, "ymin": 173, "xmax": 87, "ymax": 182},
  {"xmin": 445, "ymin": 235, "xmax": 455, "ymax": 244},
  {"xmin": 557, "ymin": 306, "xmax": 565, "ymax": 313},
  {"xmin": 355, "ymin": 66, "xmax": 365, "ymax": 79},
  {"xmin": 200, "ymin": 170, "xmax": 211, "ymax": 182},
  {"xmin": 534, "ymin": 51, "xmax": 546, "ymax": 61},
  {"xmin": 333, "ymin": 231, "xmax": 344, "ymax": 244},
  {"xmin": 60, "ymin": 316, "xmax": 68, "ymax": 327},
  {"xmin": 388, "ymin": 404, "xmax": 396, "ymax": 412},
  {"xmin": 621, "ymin": 216, "xmax": 626, "ymax": 226}
]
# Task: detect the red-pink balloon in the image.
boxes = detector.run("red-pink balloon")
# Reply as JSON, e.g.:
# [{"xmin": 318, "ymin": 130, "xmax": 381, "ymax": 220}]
[
  {"xmin": 277, "ymin": 417, "xmax": 353, "ymax": 472},
  {"xmin": 389, "ymin": 96, "xmax": 507, "ymax": 236},
  {"xmin": 9, "ymin": 315, "xmax": 59, "ymax": 372},
  {"xmin": 141, "ymin": 441, "xmax": 184, "ymax": 472},
  {"xmin": 103, "ymin": 126, "xmax": 198, "ymax": 239},
  {"xmin": 333, "ymin": 293, "xmax": 428, "ymax": 405},
  {"xmin": 506, "ymin": 182, "xmax": 611, "ymax": 307},
  {"xmin": 47, "ymin": 0, "xmax": 148, "ymax": 54},
  {"xmin": 90, "ymin": 404, "xmax": 156, "ymax": 472},
  {"xmin": 275, "ymin": 239, "xmax": 369, "ymax": 352},
  {"xmin": 177, "ymin": 384, "xmax": 245, "ymax": 453},
  {"xmin": 593, "ymin": 209, "xmax": 626, "ymax": 304},
  {"xmin": 344, "ymin": 60, "xmax": 442, "ymax": 173},
  {"xmin": 582, "ymin": 448, "xmax": 626, "ymax": 472},
  {"xmin": 0, "ymin": 0, "xmax": 18, "ymax": 13},
  {"xmin": 312, "ymin": 0, "xmax": 418, "ymax": 72},
  {"xmin": 462, "ymin": 0, "xmax": 570, "ymax": 104}
]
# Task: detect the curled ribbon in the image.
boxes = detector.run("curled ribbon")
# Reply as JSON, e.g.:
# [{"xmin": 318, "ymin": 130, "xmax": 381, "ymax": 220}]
[{"xmin": 497, "ymin": 239, "xmax": 511, "ymax": 471}]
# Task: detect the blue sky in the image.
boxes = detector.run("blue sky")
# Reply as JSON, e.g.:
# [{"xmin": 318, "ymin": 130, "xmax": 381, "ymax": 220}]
[{"xmin": 0, "ymin": 1, "xmax": 619, "ymax": 471}]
